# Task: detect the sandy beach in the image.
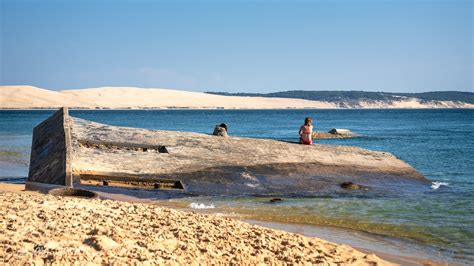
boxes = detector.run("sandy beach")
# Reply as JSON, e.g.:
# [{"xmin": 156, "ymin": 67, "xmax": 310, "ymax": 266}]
[{"xmin": 0, "ymin": 183, "xmax": 395, "ymax": 265}]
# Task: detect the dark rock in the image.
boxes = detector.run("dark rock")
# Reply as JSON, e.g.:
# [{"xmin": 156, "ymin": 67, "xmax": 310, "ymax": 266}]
[
  {"xmin": 49, "ymin": 187, "xmax": 98, "ymax": 198},
  {"xmin": 340, "ymin": 182, "xmax": 361, "ymax": 190},
  {"xmin": 34, "ymin": 244, "xmax": 45, "ymax": 253},
  {"xmin": 270, "ymin": 198, "xmax": 282, "ymax": 203},
  {"xmin": 83, "ymin": 237, "xmax": 102, "ymax": 251},
  {"xmin": 158, "ymin": 146, "xmax": 169, "ymax": 153}
]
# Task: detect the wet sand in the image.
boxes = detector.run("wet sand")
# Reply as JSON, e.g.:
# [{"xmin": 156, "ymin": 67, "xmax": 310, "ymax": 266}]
[
  {"xmin": 1, "ymin": 183, "xmax": 395, "ymax": 265},
  {"xmin": 245, "ymin": 220, "xmax": 444, "ymax": 266}
]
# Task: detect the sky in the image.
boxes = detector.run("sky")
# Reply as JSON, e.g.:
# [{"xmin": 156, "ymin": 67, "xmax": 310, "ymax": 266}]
[{"xmin": 0, "ymin": 0, "xmax": 472, "ymax": 93}]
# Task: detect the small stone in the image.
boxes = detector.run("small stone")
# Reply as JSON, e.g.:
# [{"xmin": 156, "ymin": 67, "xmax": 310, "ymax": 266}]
[
  {"xmin": 340, "ymin": 182, "xmax": 362, "ymax": 190},
  {"xmin": 328, "ymin": 128, "xmax": 353, "ymax": 135},
  {"xmin": 83, "ymin": 236, "xmax": 119, "ymax": 251}
]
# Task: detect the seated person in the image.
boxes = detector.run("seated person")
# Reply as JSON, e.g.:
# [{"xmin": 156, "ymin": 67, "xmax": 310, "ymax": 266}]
[{"xmin": 299, "ymin": 117, "xmax": 313, "ymax": 145}]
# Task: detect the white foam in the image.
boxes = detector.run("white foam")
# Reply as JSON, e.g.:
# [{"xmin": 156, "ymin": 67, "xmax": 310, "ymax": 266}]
[
  {"xmin": 245, "ymin": 183, "xmax": 258, "ymax": 188},
  {"xmin": 240, "ymin": 172, "xmax": 258, "ymax": 181},
  {"xmin": 431, "ymin": 181, "xmax": 449, "ymax": 190},
  {"xmin": 188, "ymin": 202, "xmax": 215, "ymax": 209}
]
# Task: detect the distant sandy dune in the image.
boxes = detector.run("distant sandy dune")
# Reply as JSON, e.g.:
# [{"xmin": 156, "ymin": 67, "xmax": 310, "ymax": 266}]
[
  {"xmin": 0, "ymin": 85, "xmax": 335, "ymax": 109},
  {"xmin": 0, "ymin": 86, "xmax": 95, "ymax": 109},
  {"xmin": 1, "ymin": 85, "xmax": 472, "ymax": 109}
]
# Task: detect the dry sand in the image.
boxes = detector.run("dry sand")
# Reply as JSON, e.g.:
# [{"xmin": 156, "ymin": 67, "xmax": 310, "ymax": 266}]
[
  {"xmin": 1, "ymin": 85, "xmax": 472, "ymax": 109},
  {"xmin": 0, "ymin": 184, "xmax": 394, "ymax": 265}
]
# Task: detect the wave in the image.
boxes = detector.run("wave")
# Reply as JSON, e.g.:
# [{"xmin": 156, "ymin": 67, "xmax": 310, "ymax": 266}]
[
  {"xmin": 188, "ymin": 202, "xmax": 215, "ymax": 209},
  {"xmin": 431, "ymin": 181, "xmax": 449, "ymax": 190}
]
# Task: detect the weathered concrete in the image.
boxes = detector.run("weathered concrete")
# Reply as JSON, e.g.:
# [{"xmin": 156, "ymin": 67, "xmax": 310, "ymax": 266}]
[
  {"xmin": 27, "ymin": 107, "xmax": 73, "ymax": 187},
  {"xmin": 27, "ymin": 108, "xmax": 428, "ymax": 197}
]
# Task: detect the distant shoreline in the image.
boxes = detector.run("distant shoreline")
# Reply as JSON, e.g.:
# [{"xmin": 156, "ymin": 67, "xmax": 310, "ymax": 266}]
[
  {"xmin": 1, "ymin": 107, "xmax": 473, "ymax": 111},
  {"xmin": 2, "ymin": 85, "xmax": 473, "ymax": 109}
]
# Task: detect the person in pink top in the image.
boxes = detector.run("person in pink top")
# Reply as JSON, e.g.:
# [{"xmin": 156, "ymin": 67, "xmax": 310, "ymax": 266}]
[{"xmin": 299, "ymin": 117, "xmax": 313, "ymax": 145}]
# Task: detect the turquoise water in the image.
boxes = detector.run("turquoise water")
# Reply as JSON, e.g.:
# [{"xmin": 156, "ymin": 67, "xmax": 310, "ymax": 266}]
[{"xmin": 1, "ymin": 109, "xmax": 473, "ymax": 263}]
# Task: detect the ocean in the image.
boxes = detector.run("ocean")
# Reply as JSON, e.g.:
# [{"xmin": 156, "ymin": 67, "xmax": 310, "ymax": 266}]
[{"xmin": 1, "ymin": 109, "xmax": 473, "ymax": 264}]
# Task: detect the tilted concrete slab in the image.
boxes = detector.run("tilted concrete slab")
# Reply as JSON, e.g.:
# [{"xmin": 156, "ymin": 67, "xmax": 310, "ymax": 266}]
[
  {"xmin": 26, "ymin": 107, "xmax": 73, "ymax": 191},
  {"xmin": 27, "ymin": 108, "xmax": 428, "ymax": 197}
]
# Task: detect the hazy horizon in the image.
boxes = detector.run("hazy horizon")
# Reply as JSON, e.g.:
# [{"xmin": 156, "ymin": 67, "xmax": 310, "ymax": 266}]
[
  {"xmin": 2, "ymin": 84, "xmax": 473, "ymax": 95},
  {"xmin": 1, "ymin": 0, "xmax": 472, "ymax": 93}
]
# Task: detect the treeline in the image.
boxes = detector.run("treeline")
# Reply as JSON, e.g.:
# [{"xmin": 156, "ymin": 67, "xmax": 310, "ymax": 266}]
[{"xmin": 206, "ymin": 90, "xmax": 474, "ymax": 104}]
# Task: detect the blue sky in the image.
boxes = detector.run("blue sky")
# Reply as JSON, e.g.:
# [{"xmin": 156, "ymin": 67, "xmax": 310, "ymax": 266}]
[{"xmin": 0, "ymin": 0, "xmax": 472, "ymax": 92}]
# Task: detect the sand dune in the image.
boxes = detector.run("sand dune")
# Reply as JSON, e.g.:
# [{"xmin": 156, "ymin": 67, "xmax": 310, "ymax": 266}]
[
  {"xmin": 0, "ymin": 86, "xmax": 97, "ymax": 109},
  {"xmin": 62, "ymin": 86, "xmax": 340, "ymax": 109},
  {"xmin": 1, "ymin": 85, "xmax": 472, "ymax": 109},
  {"xmin": 1, "ymin": 85, "xmax": 336, "ymax": 109}
]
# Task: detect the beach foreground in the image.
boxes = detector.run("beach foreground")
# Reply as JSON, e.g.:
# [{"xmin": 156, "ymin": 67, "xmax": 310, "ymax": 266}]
[{"xmin": 1, "ymin": 185, "xmax": 393, "ymax": 265}]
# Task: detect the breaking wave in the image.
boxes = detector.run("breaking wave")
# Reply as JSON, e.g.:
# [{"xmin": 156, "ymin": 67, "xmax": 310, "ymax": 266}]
[
  {"xmin": 188, "ymin": 202, "xmax": 215, "ymax": 209},
  {"xmin": 431, "ymin": 181, "xmax": 449, "ymax": 190}
]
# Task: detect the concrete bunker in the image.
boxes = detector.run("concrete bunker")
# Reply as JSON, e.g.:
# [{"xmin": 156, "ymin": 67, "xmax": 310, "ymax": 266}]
[
  {"xmin": 26, "ymin": 108, "xmax": 184, "ymax": 193},
  {"xmin": 26, "ymin": 107, "xmax": 427, "ymax": 197}
]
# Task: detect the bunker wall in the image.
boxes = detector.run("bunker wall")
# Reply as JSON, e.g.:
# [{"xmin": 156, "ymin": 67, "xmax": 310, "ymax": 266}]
[{"xmin": 27, "ymin": 107, "xmax": 73, "ymax": 186}]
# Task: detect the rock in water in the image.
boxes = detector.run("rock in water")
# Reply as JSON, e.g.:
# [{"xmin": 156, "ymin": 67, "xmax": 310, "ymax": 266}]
[
  {"xmin": 340, "ymin": 182, "xmax": 362, "ymax": 190},
  {"xmin": 328, "ymin": 128, "xmax": 353, "ymax": 136}
]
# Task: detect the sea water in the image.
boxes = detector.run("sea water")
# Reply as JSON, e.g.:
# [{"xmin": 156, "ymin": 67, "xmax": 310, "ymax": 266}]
[{"xmin": 1, "ymin": 109, "xmax": 473, "ymax": 263}]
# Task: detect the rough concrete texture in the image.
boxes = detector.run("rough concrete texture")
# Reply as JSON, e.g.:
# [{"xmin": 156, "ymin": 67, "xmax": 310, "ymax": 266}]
[
  {"xmin": 27, "ymin": 107, "xmax": 73, "ymax": 186},
  {"xmin": 69, "ymin": 116, "xmax": 426, "ymax": 196}
]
